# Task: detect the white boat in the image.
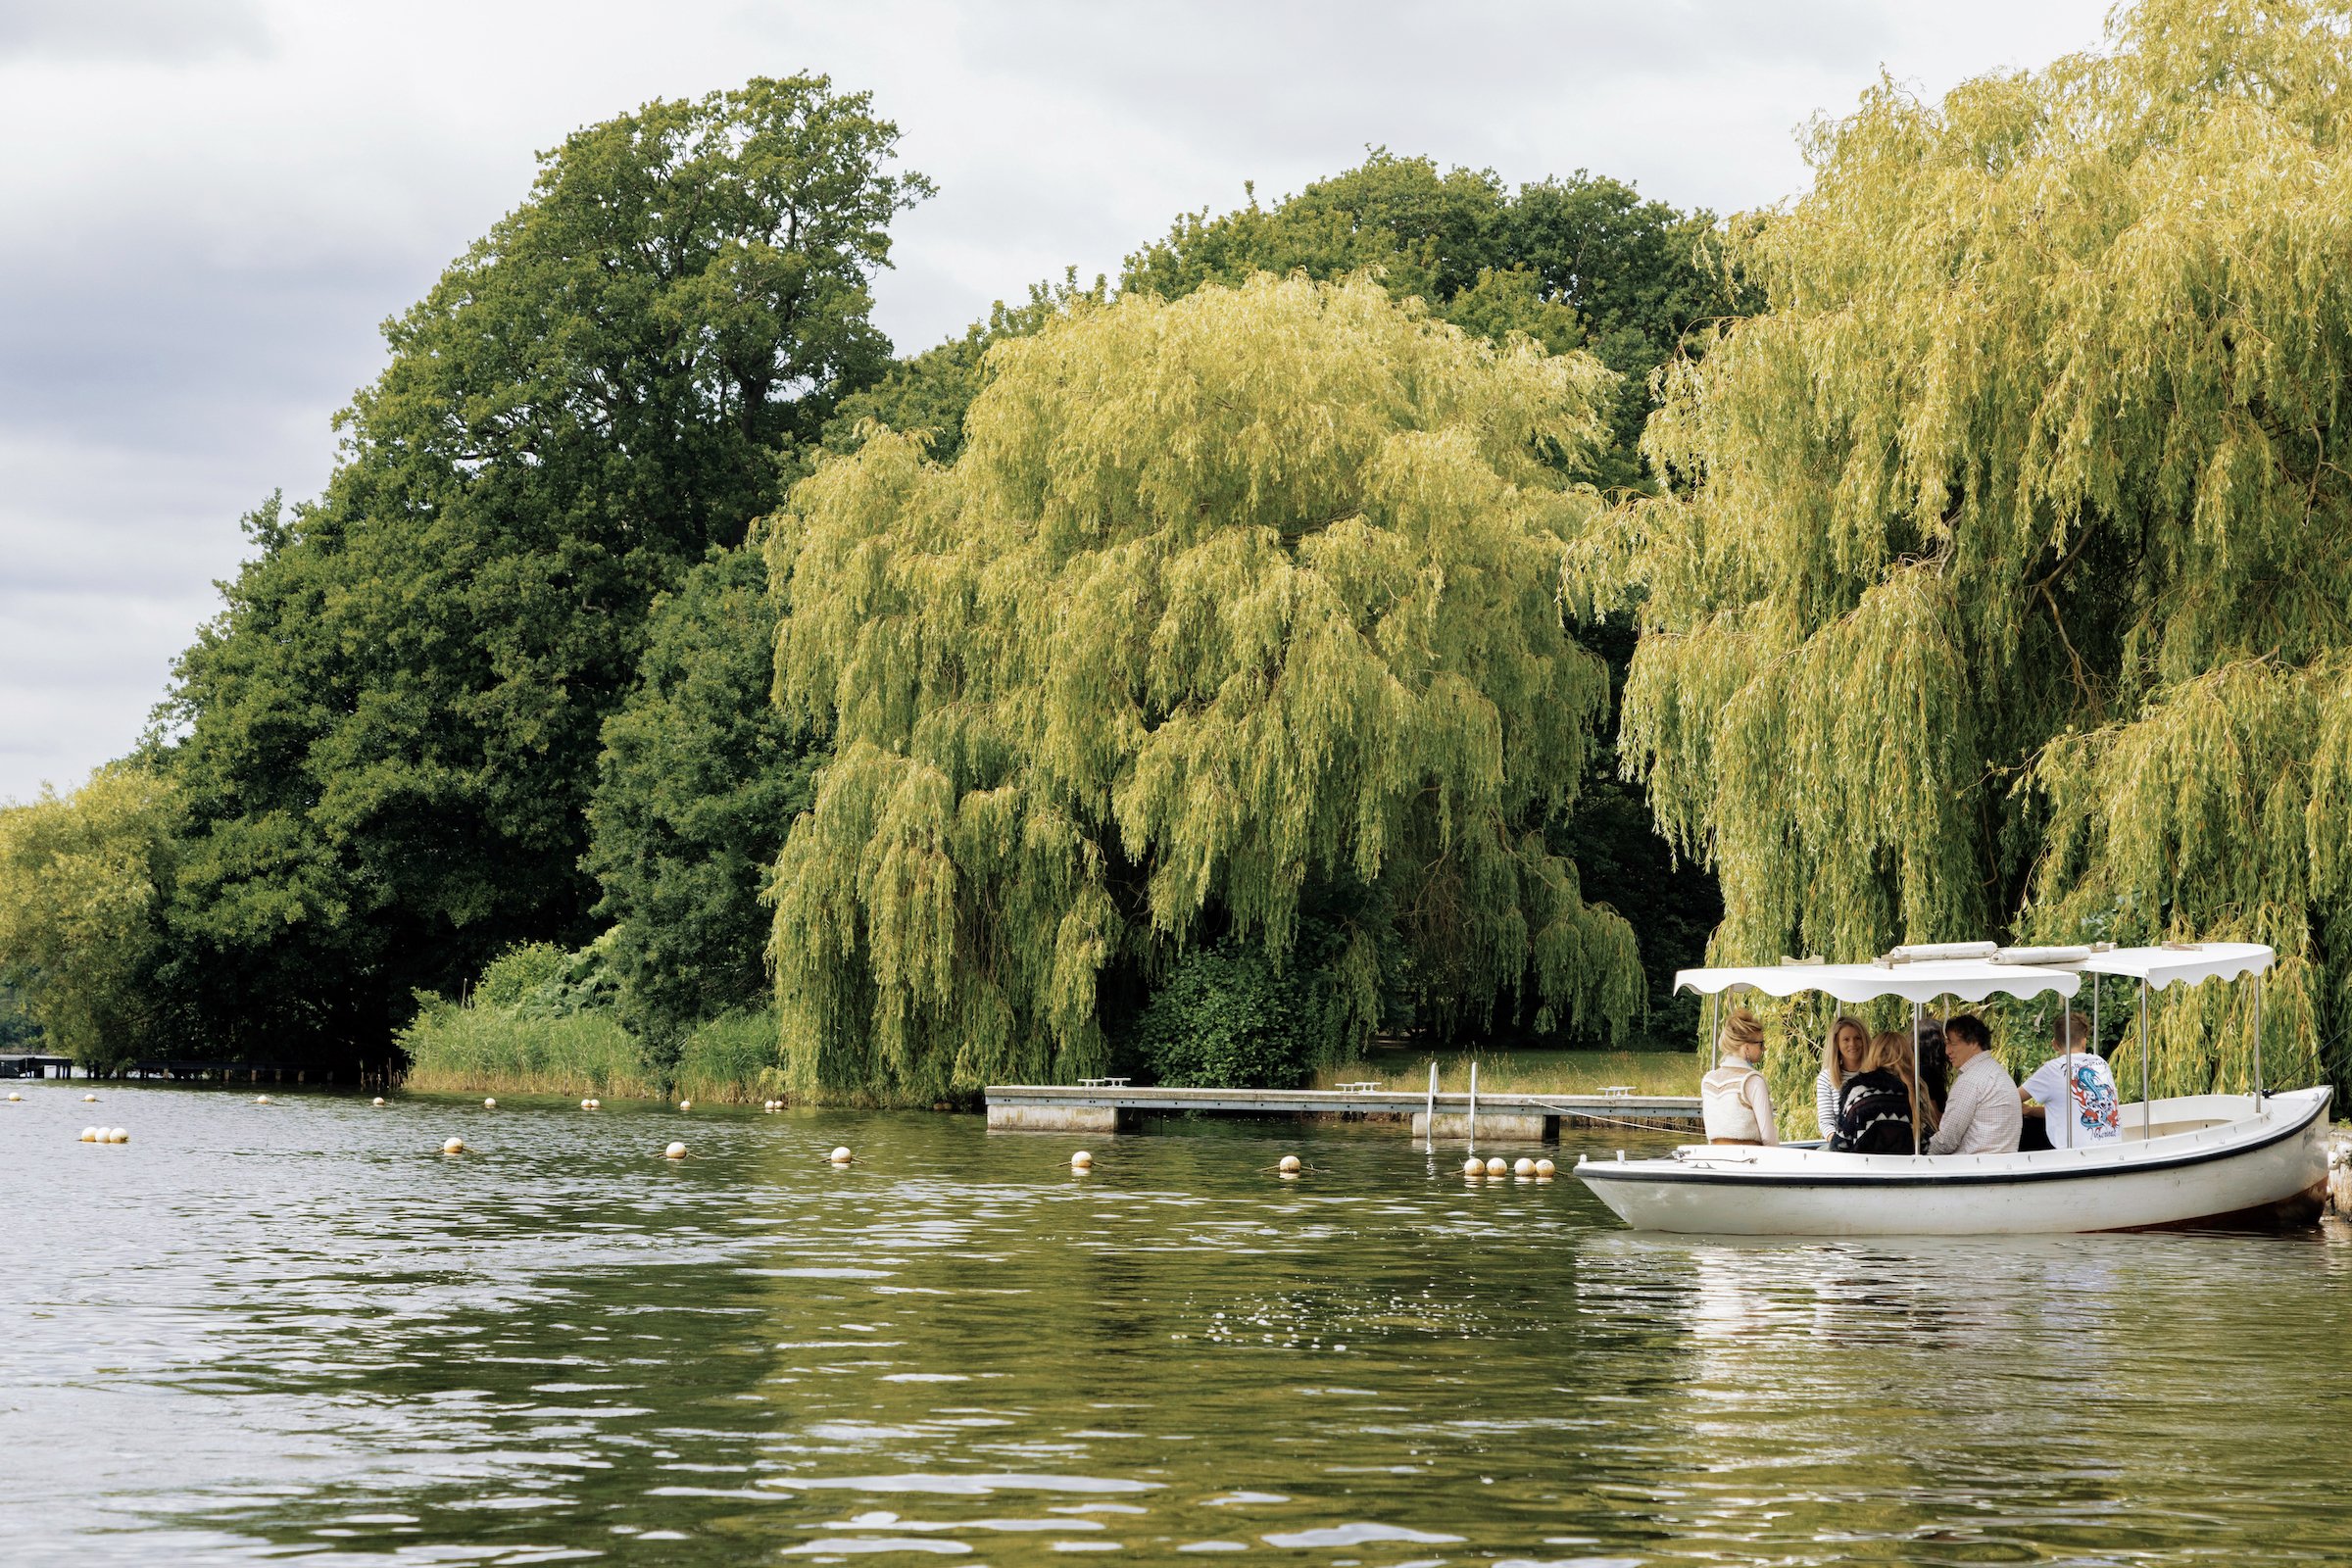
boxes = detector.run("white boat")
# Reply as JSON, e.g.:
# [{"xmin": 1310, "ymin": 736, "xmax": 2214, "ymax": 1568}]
[{"xmin": 1577, "ymin": 942, "xmax": 2336, "ymax": 1236}]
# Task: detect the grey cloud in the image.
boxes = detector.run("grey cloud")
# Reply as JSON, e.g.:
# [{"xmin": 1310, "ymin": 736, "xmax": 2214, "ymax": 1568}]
[{"xmin": 0, "ymin": 0, "xmax": 270, "ymax": 62}]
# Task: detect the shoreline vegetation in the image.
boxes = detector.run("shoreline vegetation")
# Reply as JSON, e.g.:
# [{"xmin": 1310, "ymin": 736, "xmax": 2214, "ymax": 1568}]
[{"xmin": 397, "ymin": 993, "xmax": 1704, "ymax": 1104}]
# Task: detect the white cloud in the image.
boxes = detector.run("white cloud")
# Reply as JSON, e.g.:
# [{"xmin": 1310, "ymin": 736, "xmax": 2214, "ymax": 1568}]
[{"xmin": 0, "ymin": 0, "xmax": 2115, "ymax": 802}]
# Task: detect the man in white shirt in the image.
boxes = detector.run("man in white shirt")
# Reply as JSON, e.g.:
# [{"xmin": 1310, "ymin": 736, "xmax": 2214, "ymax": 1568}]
[
  {"xmin": 1926, "ymin": 1013, "xmax": 2023, "ymax": 1155},
  {"xmin": 2019, "ymin": 1010, "xmax": 2122, "ymax": 1148}
]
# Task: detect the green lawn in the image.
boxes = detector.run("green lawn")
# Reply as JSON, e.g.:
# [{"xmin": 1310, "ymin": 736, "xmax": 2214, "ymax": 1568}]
[{"xmin": 1314, "ymin": 1045, "xmax": 1701, "ymax": 1098}]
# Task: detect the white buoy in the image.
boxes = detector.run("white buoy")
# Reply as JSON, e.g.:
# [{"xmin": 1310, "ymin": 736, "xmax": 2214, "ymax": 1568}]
[
  {"xmin": 107, "ymin": 1128, "xmax": 128, "ymax": 1144},
  {"xmin": 1535, "ymin": 1157, "xmax": 1557, "ymax": 1178},
  {"xmin": 1278, "ymin": 1154, "xmax": 1301, "ymax": 1174},
  {"xmin": 1513, "ymin": 1156, "xmax": 1536, "ymax": 1177},
  {"xmin": 79, "ymin": 1126, "xmax": 97, "ymax": 1142},
  {"xmin": 255, "ymin": 1095, "xmax": 270, "ymax": 1105},
  {"xmin": 678, "ymin": 1100, "xmax": 693, "ymax": 1111},
  {"xmin": 8, "ymin": 1091, "xmax": 21, "ymax": 1101},
  {"xmin": 829, "ymin": 1146, "xmax": 854, "ymax": 1164},
  {"xmin": 1486, "ymin": 1156, "xmax": 1508, "ymax": 1177},
  {"xmin": 442, "ymin": 1136, "xmax": 466, "ymax": 1154},
  {"xmin": 664, "ymin": 1142, "xmax": 688, "ymax": 1159},
  {"xmin": 371, "ymin": 1097, "xmax": 386, "ymax": 1107},
  {"xmin": 1461, "ymin": 1156, "xmax": 1485, "ymax": 1176},
  {"xmin": 482, "ymin": 1098, "xmax": 496, "ymax": 1108},
  {"xmin": 1071, "ymin": 1150, "xmax": 1093, "ymax": 1169},
  {"xmin": 82, "ymin": 1094, "xmax": 98, "ymax": 1102}
]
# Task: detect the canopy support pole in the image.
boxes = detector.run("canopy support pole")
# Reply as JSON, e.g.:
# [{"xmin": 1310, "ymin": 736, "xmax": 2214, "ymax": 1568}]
[
  {"xmin": 2138, "ymin": 978, "xmax": 2151, "ymax": 1139},
  {"xmin": 1910, "ymin": 1002, "xmax": 1924, "ymax": 1156},
  {"xmin": 2254, "ymin": 971, "xmax": 2265, "ymax": 1103},
  {"xmin": 2061, "ymin": 999, "xmax": 2076, "ymax": 1151}
]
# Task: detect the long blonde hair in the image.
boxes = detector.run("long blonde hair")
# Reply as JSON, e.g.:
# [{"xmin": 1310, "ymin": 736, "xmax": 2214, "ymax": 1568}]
[
  {"xmin": 1825, "ymin": 1015, "xmax": 1868, "ymax": 1093},
  {"xmin": 1863, "ymin": 1029, "xmax": 1940, "ymax": 1133}
]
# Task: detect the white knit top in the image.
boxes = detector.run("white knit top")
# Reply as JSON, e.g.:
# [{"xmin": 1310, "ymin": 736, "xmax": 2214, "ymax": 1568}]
[{"xmin": 1700, "ymin": 1056, "xmax": 1777, "ymax": 1144}]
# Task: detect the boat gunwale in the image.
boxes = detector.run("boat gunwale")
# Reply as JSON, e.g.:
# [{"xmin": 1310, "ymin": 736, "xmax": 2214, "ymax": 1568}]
[{"xmin": 1574, "ymin": 1085, "xmax": 2330, "ymax": 1190}]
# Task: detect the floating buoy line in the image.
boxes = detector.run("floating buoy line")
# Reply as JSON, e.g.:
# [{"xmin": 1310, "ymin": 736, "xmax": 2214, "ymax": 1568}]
[{"xmin": 24, "ymin": 1085, "xmax": 1589, "ymax": 1192}]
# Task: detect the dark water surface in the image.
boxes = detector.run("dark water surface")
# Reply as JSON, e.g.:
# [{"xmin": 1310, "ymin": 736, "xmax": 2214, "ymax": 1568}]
[{"xmin": 4, "ymin": 1085, "xmax": 2348, "ymax": 1566}]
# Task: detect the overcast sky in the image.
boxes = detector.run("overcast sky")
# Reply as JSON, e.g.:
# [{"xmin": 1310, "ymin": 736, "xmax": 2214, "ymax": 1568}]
[{"xmin": 0, "ymin": 0, "xmax": 2115, "ymax": 804}]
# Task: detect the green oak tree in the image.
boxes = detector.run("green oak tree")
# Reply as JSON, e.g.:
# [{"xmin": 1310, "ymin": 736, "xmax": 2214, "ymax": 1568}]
[
  {"xmin": 1581, "ymin": 0, "xmax": 2352, "ymax": 1116},
  {"xmin": 584, "ymin": 542, "xmax": 818, "ymax": 1060},
  {"xmin": 157, "ymin": 76, "xmax": 929, "ymax": 1063},
  {"xmin": 767, "ymin": 274, "xmax": 1644, "ymax": 1102}
]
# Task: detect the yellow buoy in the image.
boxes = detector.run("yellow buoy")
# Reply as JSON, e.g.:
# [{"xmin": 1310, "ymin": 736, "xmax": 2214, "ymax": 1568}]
[
  {"xmin": 442, "ymin": 1136, "xmax": 466, "ymax": 1154},
  {"xmin": 1486, "ymin": 1156, "xmax": 1508, "ymax": 1177},
  {"xmin": 1535, "ymin": 1157, "xmax": 1557, "ymax": 1178},
  {"xmin": 664, "ymin": 1142, "xmax": 688, "ymax": 1159},
  {"xmin": 371, "ymin": 1097, "xmax": 386, "ymax": 1107},
  {"xmin": 1071, "ymin": 1150, "xmax": 1093, "ymax": 1169},
  {"xmin": 79, "ymin": 1126, "xmax": 98, "ymax": 1142},
  {"xmin": 1513, "ymin": 1156, "xmax": 1536, "ymax": 1177},
  {"xmin": 1277, "ymin": 1154, "xmax": 1301, "ymax": 1174},
  {"xmin": 1461, "ymin": 1156, "xmax": 1485, "ymax": 1176},
  {"xmin": 482, "ymin": 1098, "xmax": 496, "ymax": 1109},
  {"xmin": 829, "ymin": 1146, "xmax": 854, "ymax": 1164}
]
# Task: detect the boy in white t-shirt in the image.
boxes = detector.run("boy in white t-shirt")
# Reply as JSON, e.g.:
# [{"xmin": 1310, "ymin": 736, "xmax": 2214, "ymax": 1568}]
[{"xmin": 2019, "ymin": 1010, "xmax": 2122, "ymax": 1148}]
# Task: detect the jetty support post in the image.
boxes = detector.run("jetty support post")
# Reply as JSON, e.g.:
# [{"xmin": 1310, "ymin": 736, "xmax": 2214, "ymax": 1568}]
[
  {"xmin": 1425, "ymin": 1063, "xmax": 1437, "ymax": 1152},
  {"xmin": 1467, "ymin": 1062, "xmax": 1478, "ymax": 1154}
]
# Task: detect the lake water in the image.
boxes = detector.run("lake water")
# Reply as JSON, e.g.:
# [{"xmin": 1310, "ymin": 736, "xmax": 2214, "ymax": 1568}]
[{"xmin": 5, "ymin": 1085, "xmax": 2349, "ymax": 1565}]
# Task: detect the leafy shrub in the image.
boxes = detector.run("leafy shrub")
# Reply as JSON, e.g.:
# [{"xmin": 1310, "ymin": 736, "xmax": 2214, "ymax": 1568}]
[
  {"xmin": 1128, "ymin": 944, "xmax": 1347, "ymax": 1089},
  {"xmin": 474, "ymin": 935, "xmax": 619, "ymax": 1018}
]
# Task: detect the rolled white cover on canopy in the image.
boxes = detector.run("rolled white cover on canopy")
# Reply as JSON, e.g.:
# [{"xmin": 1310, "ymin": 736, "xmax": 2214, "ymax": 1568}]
[
  {"xmin": 1673, "ymin": 958, "xmax": 2082, "ymax": 1004},
  {"xmin": 2080, "ymin": 943, "xmax": 2273, "ymax": 989}
]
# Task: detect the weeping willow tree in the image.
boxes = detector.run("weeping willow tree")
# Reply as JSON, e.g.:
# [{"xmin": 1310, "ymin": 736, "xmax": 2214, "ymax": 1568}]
[
  {"xmin": 767, "ymin": 273, "xmax": 1643, "ymax": 1101},
  {"xmin": 1576, "ymin": 0, "xmax": 2352, "ymax": 1113}
]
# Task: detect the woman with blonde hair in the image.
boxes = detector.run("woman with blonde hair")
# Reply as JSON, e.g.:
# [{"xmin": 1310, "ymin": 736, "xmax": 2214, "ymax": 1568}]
[
  {"xmin": 1813, "ymin": 1015, "xmax": 1869, "ymax": 1140},
  {"xmin": 1700, "ymin": 1007, "xmax": 1780, "ymax": 1146},
  {"xmin": 1831, "ymin": 1030, "xmax": 1939, "ymax": 1154}
]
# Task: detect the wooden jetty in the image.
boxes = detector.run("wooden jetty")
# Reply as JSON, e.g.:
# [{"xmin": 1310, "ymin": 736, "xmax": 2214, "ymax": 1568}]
[
  {"xmin": 0, "ymin": 1054, "xmax": 74, "ymax": 1080},
  {"xmin": 984, "ymin": 1084, "xmax": 1701, "ymax": 1141}
]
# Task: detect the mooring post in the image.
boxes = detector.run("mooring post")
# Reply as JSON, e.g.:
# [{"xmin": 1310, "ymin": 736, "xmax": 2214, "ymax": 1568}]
[
  {"xmin": 1425, "ymin": 1062, "xmax": 1438, "ymax": 1152},
  {"xmin": 1467, "ymin": 1062, "xmax": 1478, "ymax": 1154}
]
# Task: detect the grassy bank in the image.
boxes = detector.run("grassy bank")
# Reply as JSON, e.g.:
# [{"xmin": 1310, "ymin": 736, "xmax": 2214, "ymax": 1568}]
[
  {"xmin": 1315, "ymin": 1046, "xmax": 1700, "ymax": 1099},
  {"xmin": 401, "ymin": 997, "xmax": 1705, "ymax": 1105}
]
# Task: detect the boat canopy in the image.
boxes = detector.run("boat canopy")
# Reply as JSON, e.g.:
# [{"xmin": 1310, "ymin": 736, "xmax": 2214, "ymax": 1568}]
[
  {"xmin": 1672, "ymin": 958, "xmax": 2081, "ymax": 1004},
  {"xmin": 2080, "ymin": 943, "xmax": 2273, "ymax": 989}
]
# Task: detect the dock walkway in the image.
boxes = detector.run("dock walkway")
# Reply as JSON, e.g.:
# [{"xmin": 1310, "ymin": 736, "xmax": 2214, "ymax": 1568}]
[{"xmin": 984, "ymin": 1084, "xmax": 1701, "ymax": 1142}]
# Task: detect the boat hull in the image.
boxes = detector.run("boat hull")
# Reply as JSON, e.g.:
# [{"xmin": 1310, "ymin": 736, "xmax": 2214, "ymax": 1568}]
[{"xmin": 1577, "ymin": 1087, "xmax": 2333, "ymax": 1236}]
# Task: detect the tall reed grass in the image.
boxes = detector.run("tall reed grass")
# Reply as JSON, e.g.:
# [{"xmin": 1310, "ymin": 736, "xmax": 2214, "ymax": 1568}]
[
  {"xmin": 398, "ymin": 999, "xmax": 660, "ymax": 1097},
  {"xmin": 672, "ymin": 1008, "xmax": 786, "ymax": 1103}
]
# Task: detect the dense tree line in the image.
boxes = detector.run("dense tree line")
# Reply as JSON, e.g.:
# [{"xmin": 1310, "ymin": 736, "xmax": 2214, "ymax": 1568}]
[{"xmin": 77, "ymin": 8, "xmax": 2352, "ymax": 1102}]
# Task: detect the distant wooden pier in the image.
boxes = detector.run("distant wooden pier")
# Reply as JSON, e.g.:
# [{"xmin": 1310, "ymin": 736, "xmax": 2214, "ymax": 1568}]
[{"xmin": 984, "ymin": 1084, "xmax": 1701, "ymax": 1142}]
